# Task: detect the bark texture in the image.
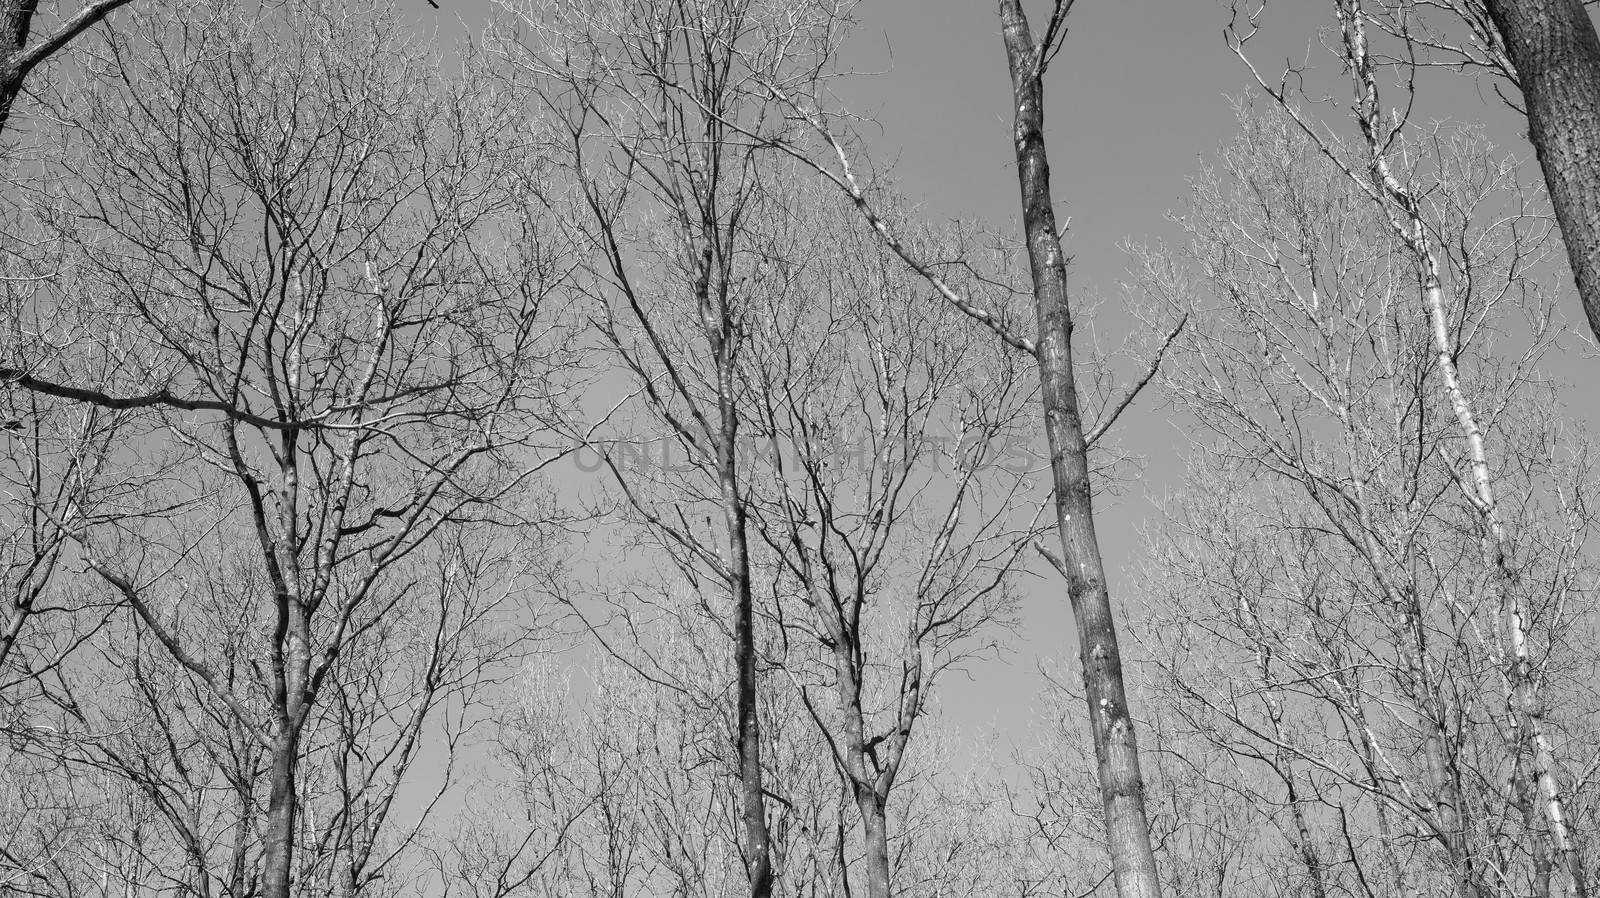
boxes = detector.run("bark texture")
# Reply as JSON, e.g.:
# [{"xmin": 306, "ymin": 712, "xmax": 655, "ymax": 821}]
[
  {"xmin": 723, "ymin": 443, "xmax": 774, "ymax": 898},
  {"xmin": 0, "ymin": 0, "xmax": 39, "ymax": 127},
  {"xmin": 709, "ymin": 249, "xmax": 774, "ymax": 898},
  {"xmin": 1482, "ymin": 0, "xmax": 1600, "ymax": 342},
  {"xmin": 0, "ymin": 0, "xmax": 131, "ymax": 132},
  {"xmin": 996, "ymin": 4, "xmax": 1161, "ymax": 897}
]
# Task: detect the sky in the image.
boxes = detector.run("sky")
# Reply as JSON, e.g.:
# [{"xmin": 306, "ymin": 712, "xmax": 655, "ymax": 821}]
[{"xmin": 424, "ymin": 0, "xmax": 1589, "ymax": 751}]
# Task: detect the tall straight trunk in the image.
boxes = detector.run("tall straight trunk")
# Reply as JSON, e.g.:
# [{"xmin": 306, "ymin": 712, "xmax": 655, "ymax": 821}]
[
  {"xmin": 1245, "ymin": 589, "xmax": 1327, "ymax": 898},
  {"xmin": 1352, "ymin": 706, "xmax": 1409, "ymax": 894},
  {"xmin": 1287, "ymin": 782, "xmax": 1328, "ymax": 898},
  {"xmin": 1332, "ymin": 4, "xmax": 1579, "ymax": 892},
  {"xmin": 1346, "ymin": 441, "xmax": 1479, "ymax": 894},
  {"xmin": 1404, "ymin": 585, "xmax": 1479, "ymax": 898},
  {"xmin": 260, "ymin": 608, "xmax": 311, "ymax": 898},
  {"xmin": 996, "ymin": 4, "xmax": 1161, "ymax": 897},
  {"xmin": 1419, "ymin": 268, "xmax": 1588, "ymax": 898},
  {"xmin": 719, "ymin": 405, "xmax": 773, "ymax": 898},
  {"xmin": 1480, "ymin": 0, "xmax": 1600, "ymax": 342}
]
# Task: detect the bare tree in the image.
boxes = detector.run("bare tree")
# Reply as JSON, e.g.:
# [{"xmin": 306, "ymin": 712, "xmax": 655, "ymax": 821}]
[
  {"xmin": 740, "ymin": 191, "xmax": 1048, "ymax": 898},
  {"xmin": 992, "ymin": 7, "xmax": 1166, "ymax": 892},
  {"xmin": 1305, "ymin": 0, "xmax": 1600, "ymax": 350},
  {"xmin": 0, "ymin": 1, "xmax": 575, "ymax": 896},
  {"xmin": 469, "ymin": 569, "xmax": 857, "ymax": 898},
  {"xmin": 489, "ymin": 4, "xmax": 855, "ymax": 893},
  {"xmin": 1138, "ymin": 87, "xmax": 1600, "ymax": 896},
  {"xmin": 1230, "ymin": 0, "xmax": 1596, "ymax": 890}
]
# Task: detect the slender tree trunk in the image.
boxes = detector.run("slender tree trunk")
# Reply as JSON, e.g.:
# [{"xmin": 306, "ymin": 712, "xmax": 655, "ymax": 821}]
[
  {"xmin": 996, "ymin": 4, "xmax": 1160, "ymax": 897},
  {"xmin": 1418, "ymin": 269, "xmax": 1588, "ymax": 898},
  {"xmin": 1404, "ymin": 586, "xmax": 1479, "ymax": 898},
  {"xmin": 1329, "ymin": 4, "xmax": 1577, "ymax": 891},
  {"xmin": 1481, "ymin": 0, "xmax": 1600, "ymax": 342},
  {"xmin": 1244, "ymin": 575, "xmax": 1328, "ymax": 898},
  {"xmin": 720, "ymin": 405, "xmax": 773, "ymax": 898},
  {"xmin": 1287, "ymin": 782, "xmax": 1329, "ymax": 898},
  {"xmin": 1356, "ymin": 712, "xmax": 1409, "ymax": 894}
]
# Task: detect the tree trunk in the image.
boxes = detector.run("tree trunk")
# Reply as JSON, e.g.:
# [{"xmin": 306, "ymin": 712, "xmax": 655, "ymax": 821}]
[
  {"xmin": 261, "ymin": 728, "xmax": 302, "ymax": 898},
  {"xmin": 0, "ymin": 0, "xmax": 38, "ymax": 129},
  {"xmin": 0, "ymin": 0, "xmax": 133, "ymax": 134},
  {"xmin": 996, "ymin": 4, "xmax": 1161, "ymax": 897},
  {"xmin": 857, "ymin": 788, "xmax": 891, "ymax": 898},
  {"xmin": 1287, "ymin": 784, "xmax": 1328, "ymax": 898},
  {"xmin": 834, "ymin": 644, "xmax": 893, "ymax": 898},
  {"xmin": 721, "ymin": 412, "xmax": 773, "ymax": 898},
  {"xmin": 1515, "ymin": 750, "xmax": 1557, "ymax": 898},
  {"xmin": 1481, "ymin": 0, "xmax": 1600, "ymax": 343},
  {"xmin": 1418, "ymin": 269, "xmax": 1588, "ymax": 898}
]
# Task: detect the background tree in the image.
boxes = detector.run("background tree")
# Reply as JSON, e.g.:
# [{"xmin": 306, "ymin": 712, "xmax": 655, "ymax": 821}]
[
  {"xmin": 1139, "ymin": 98, "xmax": 1600, "ymax": 897},
  {"xmin": 490, "ymin": 3, "xmax": 853, "ymax": 892},
  {"xmin": 742, "ymin": 190, "xmax": 1048, "ymax": 898},
  {"xmin": 0, "ymin": 1, "xmax": 576, "ymax": 896}
]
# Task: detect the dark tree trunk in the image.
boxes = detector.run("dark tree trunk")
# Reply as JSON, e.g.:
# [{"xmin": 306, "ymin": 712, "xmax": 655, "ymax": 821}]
[
  {"xmin": 261, "ymin": 568, "xmax": 311, "ymax": 898},
  {"xmin": 721, "ymin": 408, "xmax": 773, "ymax": 898},
  {"xmin": 1483, "ymin": 0, "xmax": 1600, "ymax": 342},
  {"xmin": 0, "ymin": 0, "xmax": 40, "ymax": 130},
  {"xmin": 1288, "ymin": 790, "xmax": 1329, "ymax": 898},
  {"xmin": 0, "ymin": 0, "xmax": 131, "ymax": 134},
  {"xmin": 996, "ymin": 4, "xmax": 1161, "ymax": 897}
]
